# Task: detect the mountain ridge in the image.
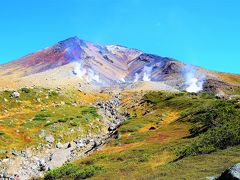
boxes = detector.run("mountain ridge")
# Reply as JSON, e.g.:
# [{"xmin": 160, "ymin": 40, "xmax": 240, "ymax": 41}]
[{"xmin": 0, "ymin": 36, "xmax": 239, "ymax": 93}]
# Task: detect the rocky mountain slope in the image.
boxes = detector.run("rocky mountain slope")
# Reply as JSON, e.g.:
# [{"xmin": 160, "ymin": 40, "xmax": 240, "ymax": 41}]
[
  {"xmin": 0, "ymin": 36, "xmax": 239, "ymax": 93},
  {"xmin": 0, "ymin": 37, "xmax": 239, "ymax": 179},
  {"xmin": 0, "ymin": 91, "xmax": 127, "ymax": 179}
]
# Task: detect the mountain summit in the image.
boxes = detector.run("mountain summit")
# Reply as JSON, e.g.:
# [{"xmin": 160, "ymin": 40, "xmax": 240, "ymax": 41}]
[{"xmin": 0, "ymin": 36, "xmax": 239, "ymax": 93}]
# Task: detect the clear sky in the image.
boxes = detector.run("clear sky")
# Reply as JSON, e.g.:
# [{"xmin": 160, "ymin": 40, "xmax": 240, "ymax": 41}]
[{"xmin": 0, "ymin": 0, "xmax": 240, "ymax": 73}]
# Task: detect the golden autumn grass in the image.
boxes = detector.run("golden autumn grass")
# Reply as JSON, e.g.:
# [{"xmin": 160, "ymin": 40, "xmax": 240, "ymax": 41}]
[
  {"xmin": 46, "ymin": 90, "xmax": 240, "ymax": 180},
  {"xmin": 65, "ymin": 92, "xmax": 190, "ymax": 179},
  {"xmin": 0, "ymin": 88, "xmax": 110, "ymax": 158}
]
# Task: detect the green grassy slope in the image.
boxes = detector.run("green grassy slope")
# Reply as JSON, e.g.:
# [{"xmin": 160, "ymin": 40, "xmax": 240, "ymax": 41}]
[
  {"xmin": 44, "ymin": 91, "xmax": 240, "ymax": 179},
  {"xmin": 0, "ymin": 88, "xmax": 109, "ymax": 158}
]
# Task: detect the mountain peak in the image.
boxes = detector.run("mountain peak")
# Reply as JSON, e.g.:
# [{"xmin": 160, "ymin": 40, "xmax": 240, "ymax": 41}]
[{"xmin": 57, "ymin": 36, "xmax": 87, "ymax": 49}]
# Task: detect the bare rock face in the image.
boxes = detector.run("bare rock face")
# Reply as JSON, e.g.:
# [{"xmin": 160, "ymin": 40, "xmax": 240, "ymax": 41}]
[
  {"xmin": 162, "ymin": 61, "xmax": 179, "ymax": 75},
  {"xmin": 203, "ymin": 79, "xmax": 233, "ymax": 94},
  {"xmin": 0, "ymin": 36, "xmax": 239, "ymax": 92}
]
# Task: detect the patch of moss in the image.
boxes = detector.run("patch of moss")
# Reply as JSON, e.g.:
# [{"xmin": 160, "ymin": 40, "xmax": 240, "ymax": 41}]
[
  {"xmin": 33, "ymin": 113, "xmax": 52, "ymax": 121},
  {"xmin": 44, "ymin": 163, "xmax": 103, "ymax": 180}
]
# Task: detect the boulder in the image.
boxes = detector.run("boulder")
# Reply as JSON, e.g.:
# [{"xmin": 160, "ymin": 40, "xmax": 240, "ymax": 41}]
[
  {"xmin": 45, "ymin": 135, "xmax": 54, "ymax": 143},
  {"xmin": 11, "ymin": 91, "xmax": 20, "ymax": 98},
  {"xmin": 74, "ymin": 139, "xmax": 86, "ymax": 148},
  {"xmin": 3, "ymin": 173, "xmax": 7, "ymax": 178},
  {"xmin": 12, "ymin": 149, "xmax": 18, "ymax": 156},
  {"xmin": 9, "ymin": 176, "xmax": 14, "ymax": 180},
  {"xmin": 20, "ymin": 150, "xmax": 29, "ymax": 157},
  {"xmin": 113, "ymin": 131, "xmax": 120, "ymax": 139},
  {"xmin": 66, "ymin": 142, "xmax": 71, "ymax": 148},
  {"xmin": 56, "ymin": 142, "xmax": 63, "ymax": 149},
  {"xmin": 217, "ymin": 163, "xmax": 240, "ymax": 180},
  {"xmin": 37, "ymin": 159, "xmax": 47, "ymax": 171},
  {"xmin": 149, "ymin": 126, "xmax": 156, "ymax": 130},
  {"xmin": 108, "ymin": 124, "xmax": 116, "ymax": 131}
]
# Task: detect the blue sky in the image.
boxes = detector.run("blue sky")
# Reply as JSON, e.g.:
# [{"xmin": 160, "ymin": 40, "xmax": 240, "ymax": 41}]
[{"xmin": 0, "ymin": 0, "xmax": 240, "ymax": 73}]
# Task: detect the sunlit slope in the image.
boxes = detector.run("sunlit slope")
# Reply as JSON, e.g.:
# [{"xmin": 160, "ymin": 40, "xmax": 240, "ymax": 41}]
[
  {"xmin": 0, "ymin": 36, "xmax": 239, "ymax": 92},
  {"xmin": 0, "ymin": 87, "xmax": 110, "ymax": 158},
  {"xmin": 44, "ymin": 91, "xmax": 240, "ymax": 179}
]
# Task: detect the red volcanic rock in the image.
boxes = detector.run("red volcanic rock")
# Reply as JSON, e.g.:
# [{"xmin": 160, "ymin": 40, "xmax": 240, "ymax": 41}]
[{"xmin": 0, "ymin": 36, "xmax": 239, "ymax": 92}]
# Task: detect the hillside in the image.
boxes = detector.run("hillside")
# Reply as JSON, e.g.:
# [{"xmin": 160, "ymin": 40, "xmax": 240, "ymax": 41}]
[
  {"xmin": 44, "ymin": 91, "xmax": 240, "ymax": 179},
  {"xmin": 0, "ymin": 37, "xmax": 239, "ymax": 179}
]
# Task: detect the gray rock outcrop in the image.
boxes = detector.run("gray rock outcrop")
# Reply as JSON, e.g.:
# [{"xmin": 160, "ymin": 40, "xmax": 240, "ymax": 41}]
[{"xmin": 217, "ymin": 163, "xmax": 240, "ymax": 180}]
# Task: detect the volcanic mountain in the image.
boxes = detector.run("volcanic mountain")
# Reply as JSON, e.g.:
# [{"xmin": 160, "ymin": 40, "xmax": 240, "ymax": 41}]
[{"xmin": 0, "ymin": 36, "xmax": 239, "ymax": 93}]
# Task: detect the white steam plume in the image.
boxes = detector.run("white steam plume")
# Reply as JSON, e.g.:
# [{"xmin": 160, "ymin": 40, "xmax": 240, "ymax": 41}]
[
  {"xmin": 184, "ymin": 66, "xmax": 205, "ymax": 93},
  {"xmin": 73, "ymin": 62, "xmax": 87, "ymax": 78},
  {"xmin": 134, "ymin": 73, "xmax": 140, "ymax": 82},
  {"xmin": 143, "ymin": 66, "xmax": 152, "ymax": 81},
  {"xmin": 87, "ymin": 69, "xmax": 101, "ymax": 83},
  {"xmin": 73, "ymin": 62, "xmax": 101, "ymax": 83},
  {"xmin": 120, "ymin": 78, "xmax": 126, "ymax": 83}
]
